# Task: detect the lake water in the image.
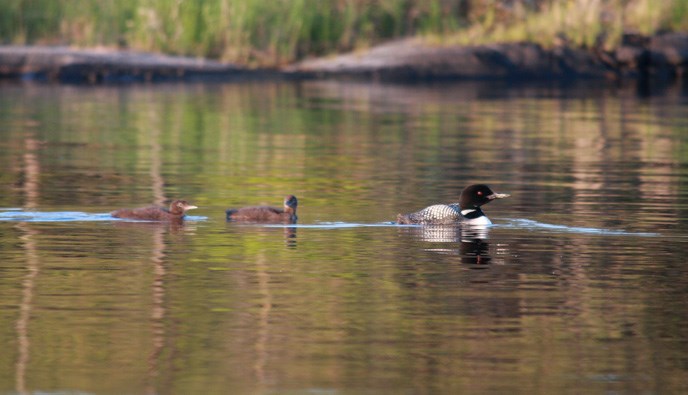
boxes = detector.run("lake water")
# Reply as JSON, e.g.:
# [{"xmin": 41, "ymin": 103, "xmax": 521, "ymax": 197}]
[{"xmin": 1, "ymin": 80, "xmax": 687, "ymax": 394}]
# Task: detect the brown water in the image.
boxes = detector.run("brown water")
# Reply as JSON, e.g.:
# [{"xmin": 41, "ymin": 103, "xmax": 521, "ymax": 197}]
[{"xmin": 1, "ymin": 80, "xmax": 687, "ymax": 394}]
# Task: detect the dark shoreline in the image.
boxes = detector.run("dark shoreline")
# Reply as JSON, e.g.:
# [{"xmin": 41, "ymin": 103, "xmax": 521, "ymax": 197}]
[
  {"xmin": 288, "ymin": 33, "xmax": 688, "ymax": 83},
  {"xmin": 0, "ymin": 46, "xmax": 287, "ymax": 83},
  {"xmin": 1, "ymin": 32, "xmax": 686, "ymax": 84}
]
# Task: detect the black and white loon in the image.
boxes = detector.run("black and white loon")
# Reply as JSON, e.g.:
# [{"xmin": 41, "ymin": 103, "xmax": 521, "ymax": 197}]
[{"xmin": 396, "ymin": 184, "xmax": 509, "ymax": 225}]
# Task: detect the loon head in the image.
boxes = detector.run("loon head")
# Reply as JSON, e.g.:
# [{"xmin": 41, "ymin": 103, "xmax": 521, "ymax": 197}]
[
  {"xmin": 169, "ymin": 200, "xmax": 198, "ymax": 215},
  {"xmin": 459, "ymin": 184, "xmax": 510, "ymax": 209},
  {"xmin": 283, "ymin": 195, "xmax": 298, "ymax": 213}
]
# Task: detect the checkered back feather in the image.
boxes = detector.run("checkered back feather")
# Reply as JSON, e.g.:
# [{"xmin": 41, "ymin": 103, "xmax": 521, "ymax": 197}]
[{"xmin": 398, "ymin": 203, "xmax": 462, "ymax": 225}]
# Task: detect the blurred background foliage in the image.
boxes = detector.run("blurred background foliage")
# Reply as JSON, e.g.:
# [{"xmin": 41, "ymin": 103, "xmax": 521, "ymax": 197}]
[{"xmin": 1, "ymin": 0, "xmax": 686, "ymax": 66}]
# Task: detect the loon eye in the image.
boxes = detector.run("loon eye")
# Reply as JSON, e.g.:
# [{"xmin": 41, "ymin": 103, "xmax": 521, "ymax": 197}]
[{"xmin": 476, "ymin": 191, "xmax": 483, "ymax": 196}]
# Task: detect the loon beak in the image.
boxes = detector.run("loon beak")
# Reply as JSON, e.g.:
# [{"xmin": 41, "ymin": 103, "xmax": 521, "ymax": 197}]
[{"xmin": 488, "ymin": 193, "xmax": 510, "ymax": 200}]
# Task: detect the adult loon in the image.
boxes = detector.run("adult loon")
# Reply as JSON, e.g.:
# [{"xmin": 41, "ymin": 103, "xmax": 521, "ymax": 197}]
[{"xmin": 396, "ymin": 184, "xmax": 509, "ymax": 225}]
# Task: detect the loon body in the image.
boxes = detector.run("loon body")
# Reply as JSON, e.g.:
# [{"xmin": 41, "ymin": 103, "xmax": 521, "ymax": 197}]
[
  {"xmin": 111, "ymin": 200, "xmax": 198, "ymax": 222},
  {"xmin": 396, "ymin": 184, "xmax": 509, "ymax": 225},
  {"xmin": 226, "ymin": 195, "xmax": 298, "ymax": 224}
]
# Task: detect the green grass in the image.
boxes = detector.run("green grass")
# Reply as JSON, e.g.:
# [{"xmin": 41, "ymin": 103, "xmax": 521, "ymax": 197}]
[
  {"xmin": 441, "ymin": 0, "xmax": 688, "ymax": 49},
  {"xmin": 1, "ymin": 0, "xmax": 687, "ymax": 66}
]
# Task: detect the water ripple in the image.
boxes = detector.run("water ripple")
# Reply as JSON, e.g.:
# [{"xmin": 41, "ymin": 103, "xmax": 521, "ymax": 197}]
[
  {"xmin": 0, "ymin": 210, "xmax": 658, "ymax": 237},
  {"xmin": 265, "ymin": 220, "xmax": 660, "ymax": 237},
  {"xmin": 498, "ymin": 218, "xmax": 659, "ymax": 237},
  {"xmin": 0, "ymin": 209, "xmax": 207, "ymax": 222},
  {"xmin": 261, "ymin": 221, "xmax": 399, "ymax": 229}
]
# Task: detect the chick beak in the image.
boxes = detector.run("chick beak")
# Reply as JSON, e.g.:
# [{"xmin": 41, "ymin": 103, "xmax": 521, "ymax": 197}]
[{"xmin": 185, "ymin": 205, "xmax": 198, "ymax": 211}]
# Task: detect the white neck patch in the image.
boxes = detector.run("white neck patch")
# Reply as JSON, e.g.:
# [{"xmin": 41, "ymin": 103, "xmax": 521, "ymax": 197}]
[{"xmin": 461, "ymin": 209, "xmax": 477, "ymax": 216}]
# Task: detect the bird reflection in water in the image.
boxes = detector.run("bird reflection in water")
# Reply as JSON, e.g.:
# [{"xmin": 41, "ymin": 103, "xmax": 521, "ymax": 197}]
[
  {"xmin": 112, "ymin": 218, "xmax": 197, "ymax": 234},
  {"xmin": 459, "ymin": 225, "xmax": 492, "ymax": 267},
  {"xmin": 284, "ymin": 226, "xmax": 297, "ymax": 248},
  {"xmin": 224, "ymin": 223, "xmax": 299, "ymax": 249},
  {"xmin": 400, "ymin": 224, "xmax": 497, "ymax": 266}
]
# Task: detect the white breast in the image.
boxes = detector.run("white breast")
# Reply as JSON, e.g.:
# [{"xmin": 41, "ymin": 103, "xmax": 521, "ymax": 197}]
[{"xmin": 463, "ymin": 215, "xmax": 492, "ymax": 226}]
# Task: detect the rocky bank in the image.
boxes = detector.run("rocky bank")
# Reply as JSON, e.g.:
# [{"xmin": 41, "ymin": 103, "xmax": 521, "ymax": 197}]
[{"xmin": 0, "ymin": 32, "xmax": 686, "ymax": 83}]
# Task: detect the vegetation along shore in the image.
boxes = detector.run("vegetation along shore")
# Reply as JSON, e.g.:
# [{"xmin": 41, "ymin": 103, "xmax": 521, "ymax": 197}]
[{"xmin": 1, "ymin": 0, "xmax": 687, "ymax": 83}]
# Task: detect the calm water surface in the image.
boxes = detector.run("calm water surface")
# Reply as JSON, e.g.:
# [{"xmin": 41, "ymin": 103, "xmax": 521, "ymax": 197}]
[{"xmin": 1, "ymin": 80, "xmax": 687, "ymax": 394}]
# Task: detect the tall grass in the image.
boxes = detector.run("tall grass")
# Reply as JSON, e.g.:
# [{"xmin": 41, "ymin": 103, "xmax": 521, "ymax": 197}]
[
  {"xmin": 124, "ymin": 0, "xmax": 468, "ymax": 64},
  {"xmin": 1, "ymin": 0, "xmax": 687, "ymax": 66},
  {"xmin": 444, "ymin": 0, "xmax": 688, "ymax": 49}
]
